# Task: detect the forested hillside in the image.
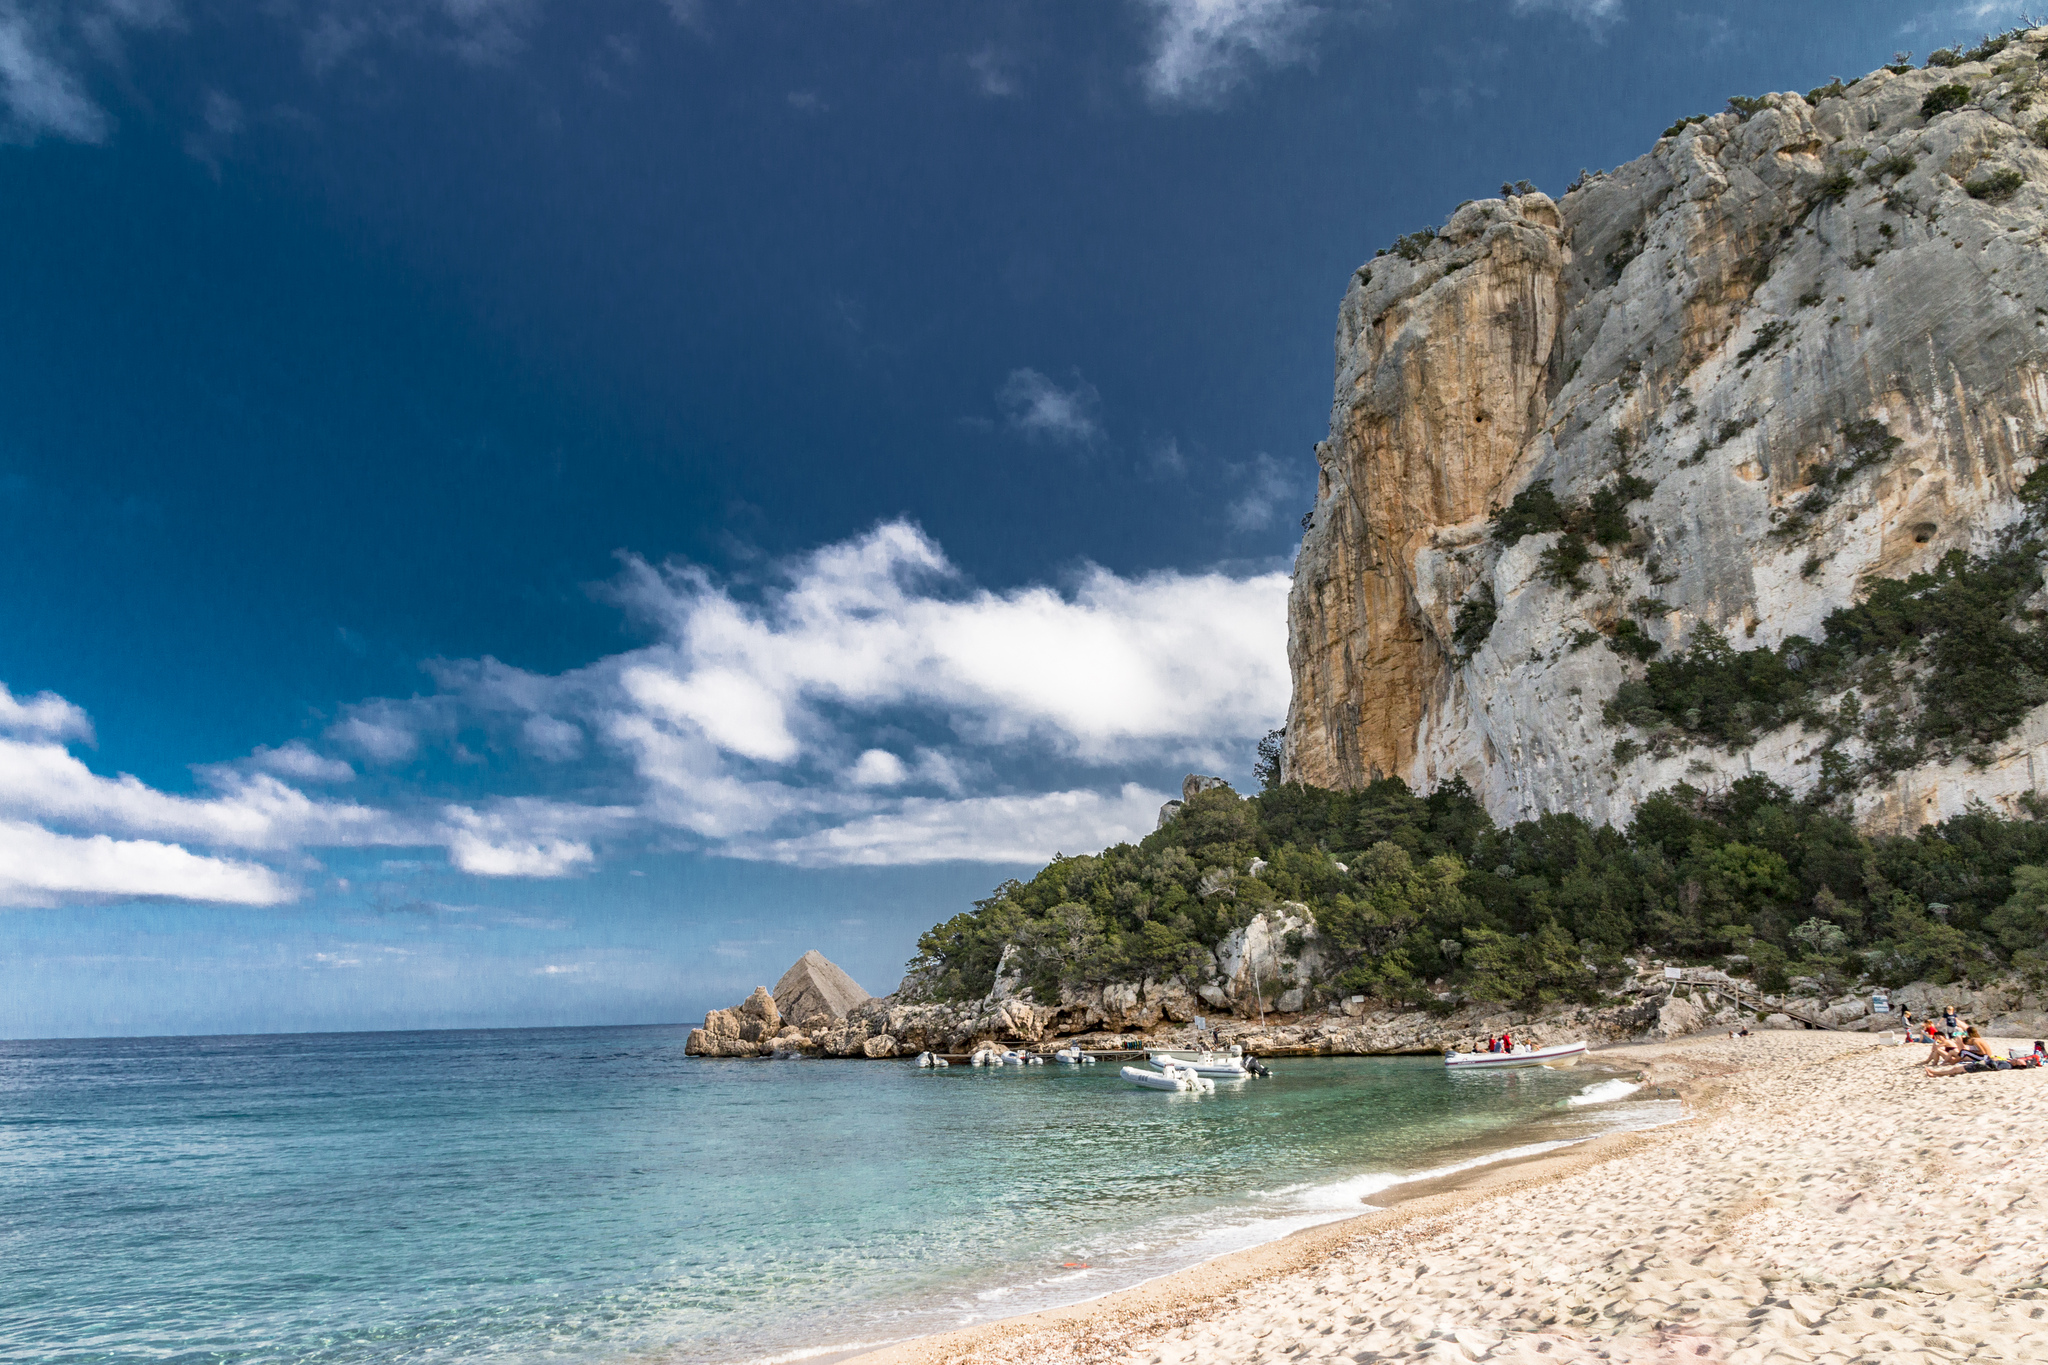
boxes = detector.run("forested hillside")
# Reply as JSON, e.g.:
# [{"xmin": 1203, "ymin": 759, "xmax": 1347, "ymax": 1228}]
[{"xmin": 911, "ymin": 778, "xmax": 2048, "ymax": 1008}]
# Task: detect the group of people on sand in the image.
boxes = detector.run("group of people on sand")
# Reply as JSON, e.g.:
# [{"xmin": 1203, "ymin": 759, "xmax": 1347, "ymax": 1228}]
[{"xmin": 1905, "ymin": 1004, "xmax": 2048, "ymax": 1076}]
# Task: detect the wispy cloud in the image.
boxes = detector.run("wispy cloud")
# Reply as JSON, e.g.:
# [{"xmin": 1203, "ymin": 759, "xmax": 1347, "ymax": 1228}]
[
  {"xmin": 1506, "ymin": 0, "xmax": 1624, "ymax": 32},
  {"xmin": 965, "ymin": 44, "xmax": 1020, "ymax": 97},
  {"xmin": 747, "ymin": 784, "xmax": 1168, "ymax": 867},
  {"xmin": 0, "ymin": 0, "xmax": 176, "ymax": 145},
  {"xmin": 1226, "ymin": 452, "xmax": 1300, "ymax": 532},
  {"xmin": 302, "ymin": 0, "xmax": 546, "ymax": 75},
  {"xmin": 182, "ymin": 87, "xmax": 241, "ymax": 175},
  {"xmin": 998, "ymin": 368, "xmax": 1103, "ymax": 446},
  {"xmin": 1137, "ymin": 0, "xmax": 1319, "ymax": 108},
  {"xmin": 243, "ymin": 741, "xmax": 355, "ymax": 783}
]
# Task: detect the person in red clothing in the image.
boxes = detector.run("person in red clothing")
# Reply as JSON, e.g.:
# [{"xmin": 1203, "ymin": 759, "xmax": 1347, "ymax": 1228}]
[{"xmin": 1501, "ymin": 1030, "xmax": 1514, "ymax": 1052}]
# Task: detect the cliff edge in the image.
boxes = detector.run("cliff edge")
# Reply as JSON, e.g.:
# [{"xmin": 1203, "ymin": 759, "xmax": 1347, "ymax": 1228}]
[{"xmin": 1286, "ymin": 34, "xmax": 2048, "ymax": 831}]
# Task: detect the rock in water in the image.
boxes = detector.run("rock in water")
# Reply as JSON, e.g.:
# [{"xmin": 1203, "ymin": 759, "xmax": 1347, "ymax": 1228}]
[
  {"xmin": 1283, "ymin": 39, "xmax": 2048, "ymax": 832},
  {"xmin": 772, "ymin": 950, "xmax": 870, "ymax": 1026}
]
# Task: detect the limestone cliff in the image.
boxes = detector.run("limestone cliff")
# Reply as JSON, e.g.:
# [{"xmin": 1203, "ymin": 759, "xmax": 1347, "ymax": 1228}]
[{"xmin": 1286, "ymin": 35, "xmax": 2048, "ymax": 831}]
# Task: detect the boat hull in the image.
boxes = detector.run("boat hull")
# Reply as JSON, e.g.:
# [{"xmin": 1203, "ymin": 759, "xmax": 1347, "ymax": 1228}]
[
  {"xmin": 1444, "ymin": 1042, "xmax": 1588, "ymax": 1069},
  {"xmin": 1121, "ymin": 1065, "xmax": 1185, "ymax": 1091},
  {"xmin": 1146, "ymin": 1051, "xmax": 1252, "ymax": 1078}
]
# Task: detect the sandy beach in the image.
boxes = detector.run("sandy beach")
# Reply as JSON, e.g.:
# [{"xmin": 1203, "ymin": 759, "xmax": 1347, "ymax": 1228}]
[{"xmin": 845, "ymin": 1030, "xmax": 2048, "ymax": 1365}]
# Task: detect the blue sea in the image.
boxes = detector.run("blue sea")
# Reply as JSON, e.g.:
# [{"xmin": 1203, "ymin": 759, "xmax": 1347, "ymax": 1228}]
[{"xmin": 0, "ymin": 1026, "xmax": 1675, "ymax": 1365}]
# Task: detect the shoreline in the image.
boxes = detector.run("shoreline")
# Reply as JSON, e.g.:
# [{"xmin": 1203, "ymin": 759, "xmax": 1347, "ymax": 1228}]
[
  {"xmin": 834, "ymin": 1123, "xmax": 1671, "ymax": 1365},
  {"xmin": 815, "ymin": 1056, "xmax": 1673, "ymax": 1365},
  {"xmin": 837, "ymin": 1029, "xmax": 2048, "ymax": 1365}
]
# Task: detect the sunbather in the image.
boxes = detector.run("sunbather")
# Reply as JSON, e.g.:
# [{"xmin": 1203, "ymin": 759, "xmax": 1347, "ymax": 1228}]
[{"xmin": 1926, "ymin": 1028, "xmax": 1995, "ymax": 1076}]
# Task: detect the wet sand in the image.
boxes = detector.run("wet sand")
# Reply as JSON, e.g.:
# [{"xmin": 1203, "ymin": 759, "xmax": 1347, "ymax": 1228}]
[{"xmin": 842, "ymin": 1030, "xmax": 2048, "ymax": 1364}]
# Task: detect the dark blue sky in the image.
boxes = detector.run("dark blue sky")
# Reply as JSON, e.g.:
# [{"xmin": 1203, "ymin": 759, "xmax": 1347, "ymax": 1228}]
[{"xmin": 0, "ymin": 0, "xmax": 2004, "ymax": 1035}]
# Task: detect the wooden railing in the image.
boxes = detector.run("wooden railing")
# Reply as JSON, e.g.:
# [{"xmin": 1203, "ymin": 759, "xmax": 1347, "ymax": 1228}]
[{"xmin": 1665, "ymin": 971, "xmax": 1847, "ymax": 1032}]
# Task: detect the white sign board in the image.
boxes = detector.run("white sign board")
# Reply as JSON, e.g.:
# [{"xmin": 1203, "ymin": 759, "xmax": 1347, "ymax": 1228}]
[{"xmin": 1663, "ymin": 967, "xmax": 1683, "ymax": 980}]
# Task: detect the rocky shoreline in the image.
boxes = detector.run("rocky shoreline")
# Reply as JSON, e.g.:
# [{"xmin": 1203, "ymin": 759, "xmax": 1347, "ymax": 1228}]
[{"xmin": 686, "ymin": 948, "xmax": 2048, "ymax": 1060}]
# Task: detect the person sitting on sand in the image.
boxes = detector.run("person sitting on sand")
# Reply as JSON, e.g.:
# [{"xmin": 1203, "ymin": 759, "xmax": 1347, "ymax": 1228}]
[
  {"xmin": 1925, "ymin": 1028, "xmax": 1994, "ymax": 1077},
  {"xmin": 1924, "ymin": 1032, "xmax": 1961, "ymax": 1066}
]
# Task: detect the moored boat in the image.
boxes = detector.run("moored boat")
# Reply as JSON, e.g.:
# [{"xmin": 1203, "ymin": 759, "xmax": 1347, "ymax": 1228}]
[
  {"xmin": 1444, "ymin": 1040, "xmax": 1588, "ymax": 1069},
  {"xmin": 1121, "ymin": 1062, "xmax": 1214, "ymax": 1092},
  {"xmin": 1145, "ymin": 1049, "xmax": 1251, "ymax": 1078}
]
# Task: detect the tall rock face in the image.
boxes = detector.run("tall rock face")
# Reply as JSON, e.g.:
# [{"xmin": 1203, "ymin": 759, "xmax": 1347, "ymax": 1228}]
[{"xmin": 1287, "ymin": 39, "xmax": 2048, "ymax": 830}]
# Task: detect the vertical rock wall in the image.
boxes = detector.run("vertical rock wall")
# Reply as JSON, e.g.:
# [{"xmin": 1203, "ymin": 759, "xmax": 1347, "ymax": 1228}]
[{"xmin": 1286, "ymin": 38, "xmax": 2048, "ymax": 828}]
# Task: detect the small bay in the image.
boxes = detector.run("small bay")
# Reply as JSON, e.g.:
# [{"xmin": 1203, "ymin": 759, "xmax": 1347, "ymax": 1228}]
[{"xmin": 0, "ymin": 1026, "xmax": 1673, "ymax": 1365}]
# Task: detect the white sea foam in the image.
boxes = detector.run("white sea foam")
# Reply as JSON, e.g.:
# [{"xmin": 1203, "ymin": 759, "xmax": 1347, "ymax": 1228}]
[
  {"xmin": 1568, "ymin": 1078, "xmax": 1644, "ymax": 1107},
  {"xmin": 747, "ymin": 1340, "xmax": 898, "ymax": 1364}
]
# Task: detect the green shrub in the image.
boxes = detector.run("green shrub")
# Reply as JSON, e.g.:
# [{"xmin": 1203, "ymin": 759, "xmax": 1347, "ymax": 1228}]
[
  {"xmin": 1865, "ymin": 152, "xmax": 1916, "ymax": 182},
  {"xmin": 1631, "ymin": 595, "xmax": 1674, "ymax": 618},
  {"xmin": 1492, "ymin": 473, "xmax": 1653, "ymax": 554},
  {"xmin": 1452, "ymin": 584, "xmax": 1498, "ymax": 657},
  {"xmin": 1806, "ymin": 78, "xmax": 1847, "ymax": 103},
  {"xmin": 1964, "ymin": 33, "xmax": 2012, "ymax": 62},
  {"xmin": 1490, "ymin": 480, "xmax": 1568, "ymax": 546},
  {"xmin": 1538, "ymin": 533, "xmax": 1594, "ymax": 593},
  {"xmin": 1922, "ymin": 82, "xmax": 1972, "ymax": 116},
  {"xmin": 1662, "ymin": 114, "xmax": 1710, "ymax": 139},
  {"xmin": 1608, "ymin": 619, "xmax": 1662, "ymax": 662},
  {"xmin": 1927, "ymin": 49, "xmax": 1963, "ymax": 69},
  {"xmin": 1727, "ymin": 94, "xmax": 1772, "ymax": 118},
  {"xmin": 1392, "ymin": 228, "xmax": 1437, "ymax": 261},
  {"xmin": 1736, "ymin": 320, "xmax": 1792, "ymax": 365},
  {"xmin": 1607, "ymin": 538, "xmax": 2048, "ymax": 763},
  {"xmin": 2018, "ymin": 461, "xmax": 2048, "ymax": 504},
  {"xmin": 1966, "ymin": 166, "xmax": 2025, "ymax": 201},
  {"xmin": 1814, "ymin": 170, "xmax": 1856, "ymax": 204}
]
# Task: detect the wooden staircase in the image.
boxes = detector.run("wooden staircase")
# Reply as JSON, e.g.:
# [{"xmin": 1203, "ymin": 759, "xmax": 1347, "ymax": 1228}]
[{"xmin": 1667, "ymin": 972, "xmax": 1846, "ymax": 1031}]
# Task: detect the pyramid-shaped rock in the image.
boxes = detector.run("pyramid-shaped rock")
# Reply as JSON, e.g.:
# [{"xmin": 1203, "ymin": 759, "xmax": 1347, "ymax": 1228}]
[{"xmin": 773, "ymin": 950, "xmax": 870, "ymax": 1025}]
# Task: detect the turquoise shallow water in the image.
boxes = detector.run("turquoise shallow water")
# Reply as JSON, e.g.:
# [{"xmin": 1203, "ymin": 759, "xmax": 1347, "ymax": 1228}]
[{"xmin": 0, "ymin": 1026, "xmax": 1673, "ymax": 1364}]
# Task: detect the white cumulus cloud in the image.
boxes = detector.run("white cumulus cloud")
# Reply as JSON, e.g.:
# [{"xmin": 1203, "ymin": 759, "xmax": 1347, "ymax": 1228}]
[
  {"xmin": 0, "ymin": 819, "xmax": 296, "ymax": 908},
  {"xmin": 0, "ymin": 519, "xmax": 1290, "ymax": 892},
  {"xmin": 0, "ymin": 681, "xmax": 94, "ymax": 741}
]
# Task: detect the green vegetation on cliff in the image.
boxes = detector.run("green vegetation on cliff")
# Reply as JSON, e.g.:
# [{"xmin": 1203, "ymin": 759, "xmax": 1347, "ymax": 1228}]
[
  {"xmin": 1604, "ymin": 536, "xmax": 2048, "ymax": 784},
  {"xmin": 910, "ymin": 777, "xmax": 2048, "ymax": 1008}
]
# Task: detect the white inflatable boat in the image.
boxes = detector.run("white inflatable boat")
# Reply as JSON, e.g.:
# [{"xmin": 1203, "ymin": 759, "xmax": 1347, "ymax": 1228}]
[
  {"xmin": 1122, "ymin": 1062, "xmax": 1214, "ymax": 1092},
  {"xmin": 1443, "ymin": 1040, "xmax": 1587, "ymax": 1069},
  {"xmin": 1145, "ymin": 1049, "xmax": 1251, "ymax": 1078}
]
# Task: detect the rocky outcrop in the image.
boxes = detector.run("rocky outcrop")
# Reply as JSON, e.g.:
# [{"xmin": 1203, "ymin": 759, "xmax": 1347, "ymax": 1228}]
[
  {"xmin": 685, "ymin": 985, "xmax": 785, "ymax": 1057},
  {"xmin": 688, "ymin": 954, "xmax": 2040, "ymax": 1058},
  {"xmin": 773, "ymin": 950, "xmax": 869, "ymax": 1026},
  {"xmin": 1285, "ymin": 38, "xmax": 2048, "ymax": 830},
  {"xmin": 1156, "ymin": 773, "xmax": 1231, "ymax": 829}
]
